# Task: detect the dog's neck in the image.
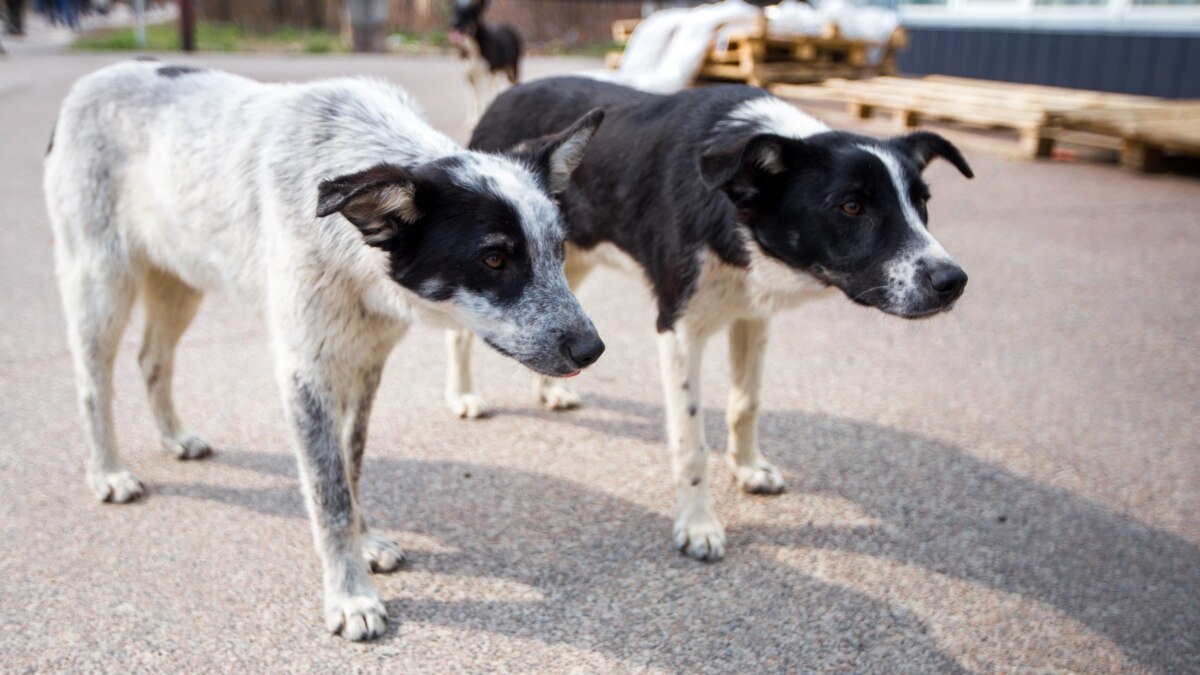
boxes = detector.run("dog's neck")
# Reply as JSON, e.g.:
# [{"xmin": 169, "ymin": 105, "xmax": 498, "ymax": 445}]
[{"xmin": 692, "ymin": 232, "xmax": 833, "ymax": 328}]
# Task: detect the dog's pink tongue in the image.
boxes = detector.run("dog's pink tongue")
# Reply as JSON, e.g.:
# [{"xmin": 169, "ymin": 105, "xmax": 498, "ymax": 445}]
[{"xmin": 561, "ymin": 370, "xmax": 581, "ymax": 378}]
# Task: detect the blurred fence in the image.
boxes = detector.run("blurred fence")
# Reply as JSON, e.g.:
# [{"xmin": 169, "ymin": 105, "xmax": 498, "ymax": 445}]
[
  {"xmin": 195, "ymin": 0, "xmax": 340, "ymax": 30},
  {"xmin": 488, "ymin": 0, "xmax": 643, "ymax": 44},
  {"xmin": 192, "ymin": 0, "xmax": 643, "ymax": 44}
]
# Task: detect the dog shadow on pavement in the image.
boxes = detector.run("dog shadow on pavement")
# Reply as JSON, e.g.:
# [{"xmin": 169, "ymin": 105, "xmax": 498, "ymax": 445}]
[{"xmin": 160, "ymin": 396, "xmax": 1199, "ymax": 672}]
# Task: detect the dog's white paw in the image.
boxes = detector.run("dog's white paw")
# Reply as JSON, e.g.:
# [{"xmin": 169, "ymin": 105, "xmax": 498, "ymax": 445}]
[
  {"xmin": 728, "ymin": 455, "xmax": 786, "ymax": 495},
  {"xmin": 161, "ymin": 432, "xmax": 213, "ymax": 460},
  {"xmin": 362, "ymin": 529, "xmax": 406, "ymax": 573},
  {"xmin": 538, "ymin": 382, "xmax": 581, "ymax": 411},
  {"xmin": 446, "ymin": 392, "xmax": 488, "ymax": 419},
  {"xmin": 89, "ymin": 469, "xmax": 145, "ymax": 503},
  {"xmin": 673, "ymin": 516, "xmax": 726, "ymax": 562},
  {"xmin": 325, "ymin": 588, "xmax": 387, "ymax": 641}
]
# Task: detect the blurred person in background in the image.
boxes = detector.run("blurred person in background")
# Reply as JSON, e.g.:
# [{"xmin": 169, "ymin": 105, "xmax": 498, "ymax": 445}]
[
  {"xmin": 34, "ymin": 0, "xmax": 93, "ymax": 28},
  {"xmin": 5, "ymin": 0, "xmax": 25, "ymax": 35}
]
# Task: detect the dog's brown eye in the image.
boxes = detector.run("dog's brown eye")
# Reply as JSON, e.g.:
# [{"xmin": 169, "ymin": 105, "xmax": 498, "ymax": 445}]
[
  {"xmin": 483, "ymin": 252, "xmax": 506, "ymax": 270},
  {"xmin": 842, "ymin": 201, "xmax": 863, "ymax": 216}
]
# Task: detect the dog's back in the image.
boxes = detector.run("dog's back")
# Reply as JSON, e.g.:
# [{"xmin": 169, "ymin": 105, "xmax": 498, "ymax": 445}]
[
  {"xmin": 486, "ymin": 24, "xmax": 522, "ymax": 83},
  {"xmin": 45, "ymin": 61, "xmax": 457, "ymax": 304},
  {"xmin": 471, "ymin": 77, "xmax": 647, "ymax": 152},
  {"xmin": 46, "ymin": 63, "xmax": 271, "ymax": 298},
  {"xmin": 472, "ymin": 77, "xmax": 777, "ymax": 327}
]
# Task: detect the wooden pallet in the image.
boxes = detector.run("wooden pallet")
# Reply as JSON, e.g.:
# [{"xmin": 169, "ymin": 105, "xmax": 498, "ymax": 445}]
[
  {"xmin": 1046, "ymin": 102, "xmax": 1200, "ymax": 171},
  {"xmin": 611, "ymin": 18, "xmax": 640, "ymax": 43},
  {"xmin": 607, "ymin": 15, "xmax": 905, "ymax": 88},
  {"xmin": 770, "ymin": 76, "xmax": 1197, "ymax": 169}
]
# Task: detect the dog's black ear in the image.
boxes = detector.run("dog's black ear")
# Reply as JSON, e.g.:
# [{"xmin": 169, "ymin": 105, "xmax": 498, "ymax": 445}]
[
  {"xmin": 317, "ymin": 164, "xmax": 422, "ymax": 247},
  {"xmin": 893, "ymin": 131, "xmax": 973, "ymax": 178},
  {"xmin": 514, "ymin": 108, "xmax": 605, "ymax": 196},
  {"xmin": 699, "ymin": 133, "xmax": 795, "ymax": 205}
]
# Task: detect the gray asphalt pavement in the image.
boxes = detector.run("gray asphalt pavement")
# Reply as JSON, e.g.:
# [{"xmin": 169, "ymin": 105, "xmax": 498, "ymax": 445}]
[{"xmin": 1, "ymin": 52, "xmax": 1197, "ymax": 673}]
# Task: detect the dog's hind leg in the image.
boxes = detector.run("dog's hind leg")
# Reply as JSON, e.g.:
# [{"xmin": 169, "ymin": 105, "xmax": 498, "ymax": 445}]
[
  {"xmin": 444, "ymin": 328, "xmax": 487, "ymax": 418},
  {"xmin": 658, "ymin": 325, "xmax": 725, "ymax": 562},
  {"xmin": 725, "ymin": 318, "xmax": 785, "ymax": 494},
  {"xmin": 56, "ymin": 248, "xmax": 141, "ymax": 502},
  {"xmin": 139, "ymin": 267, "xmax": 210, "ymax": 460},
  {"xmin": 343, "ymin": 347, "xmax": 406, "ymax": 573},
  {"xmin": 534, "ymin": 253, "xmax": 594, "ymax": 410}
]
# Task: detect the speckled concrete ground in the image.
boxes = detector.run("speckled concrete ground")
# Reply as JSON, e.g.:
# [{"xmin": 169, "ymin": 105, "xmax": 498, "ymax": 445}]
[{"xmin": 1, "ymin": 52, "xmax": 1197, "ymax": 673}]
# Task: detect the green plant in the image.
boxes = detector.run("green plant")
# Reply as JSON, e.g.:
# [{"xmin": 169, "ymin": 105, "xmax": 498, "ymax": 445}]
[{"xmin": 73, "ymin": 22, "xmax": 346, "ymax": 53}]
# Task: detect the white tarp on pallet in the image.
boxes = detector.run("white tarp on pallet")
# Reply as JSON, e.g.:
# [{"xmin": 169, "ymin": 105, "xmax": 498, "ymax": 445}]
[{"xmin": 592, "ymin": 0, "xmax": 899, "ymax": 94}]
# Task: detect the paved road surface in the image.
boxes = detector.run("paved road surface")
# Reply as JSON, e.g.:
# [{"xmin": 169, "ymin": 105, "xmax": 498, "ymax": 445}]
[{"xmin": 1, "ymin": 52, "xmax": 1197, "ymax": 672}]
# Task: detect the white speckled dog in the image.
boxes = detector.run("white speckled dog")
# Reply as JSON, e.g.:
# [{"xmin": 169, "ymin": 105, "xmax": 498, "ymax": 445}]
[{"xmin": 44, "ymin": 61, "xmax": 604, "ymax": 641}]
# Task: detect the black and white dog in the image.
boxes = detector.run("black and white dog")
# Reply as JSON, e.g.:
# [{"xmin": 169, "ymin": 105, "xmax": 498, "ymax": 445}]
[
  {"xmin": 449, "ymin": 0, "xmax": 522, "ymax": 123},
  {"xmin": 447, "ymin": 77, "xmax": 973, "ymax": 562},
  {"xmin": 44, "ymin": 62, "xmax": 603, "ymax": 640}
]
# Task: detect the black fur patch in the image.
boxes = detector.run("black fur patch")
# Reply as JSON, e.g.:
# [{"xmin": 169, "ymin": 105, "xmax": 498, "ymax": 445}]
[
  {"xmin": 471, "ymin": 77, "xmax": 973, "ymax": 327},
  {"xmin": 319, "ymin": 159, "xmax": 535, "ymax": 307},
  {"xmin": 157, "ymin": 65, "xmax": 202, "ymax": 78},
  {"xmin": 46, "ymin": 118, "xmax": 56, "ymax": 155},
  {"xmin": 470, "ymin": 79, "xmax": 757, "ymax": 331}
]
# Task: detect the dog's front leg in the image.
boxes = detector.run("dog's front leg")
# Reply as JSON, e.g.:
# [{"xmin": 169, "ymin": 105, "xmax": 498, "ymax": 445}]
[
  {"xmin": 465, "ymin": 66, "xmax": 485, "ymax": 126},
  {"xmin": 486, "ymin": 72, "xmax": 501, "ymax": 109},
  {"xmin": 658, "ymin": 326, "xmax": 725, "ymax": 561},
  {"xmin": 283, "ymin": 369, "xmax": 386, "ymax": 641},
  {"xmin": 726, "ymin": 318, "xmax": 785, "ymax": 494},
  {"xmin": 444, "ymin": 329, "xmax": 488, "ymax": 418},
  {"xmin": 342, "ymin": 351, "xmax": 407, "ymax": 574}
]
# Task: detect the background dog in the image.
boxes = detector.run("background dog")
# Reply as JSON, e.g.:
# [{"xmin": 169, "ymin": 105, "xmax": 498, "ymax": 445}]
[
  {"xmin": 449, "ymin": 0, "xmax": 522, "ymax": 124},
  {"xmin": 45, "ymin": 61, "xmax": 603, "ymax": 640},
  {"xmin": 449, "ymin": 76, "xmax": 973, "ymax": 562}
]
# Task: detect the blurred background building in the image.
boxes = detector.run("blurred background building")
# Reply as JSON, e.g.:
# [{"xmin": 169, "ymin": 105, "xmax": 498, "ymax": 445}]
[
  {"xmin": 894, "ymin": 0, "xmax": 1199, "ymax": 96},
  {"xmin": 5, "ymin": 0, "xmax": 1197, "ymax": 96},
  {"xmin": 201, "ymin": 0, "xmax": 1200, "ymax": 96}
]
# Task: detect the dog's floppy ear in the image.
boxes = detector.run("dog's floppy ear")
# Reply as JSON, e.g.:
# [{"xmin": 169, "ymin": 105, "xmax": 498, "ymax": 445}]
[
  {"xmin": 514, "ymin": 108, "xmax": 605, "ymax": 196},
  {"xmin": 892, "ymin": 131, "xmax": 974, "ymax": 178},
  {"xmin": 699, "ymin": 133, "xmax": 795, "ymax": 205},
  {"xmin": 317, "ymin": 164, "xmax": 422, "ymax": 247}
]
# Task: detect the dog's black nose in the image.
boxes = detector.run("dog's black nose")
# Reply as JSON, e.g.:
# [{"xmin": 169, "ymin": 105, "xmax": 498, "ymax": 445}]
[
  {"xmin": 563, "ymin": 332, "xmax": 605, "ymax": 369},
  {"xmin": 927, "ymin": 265, "xmax": 968, "ymax": 299}
]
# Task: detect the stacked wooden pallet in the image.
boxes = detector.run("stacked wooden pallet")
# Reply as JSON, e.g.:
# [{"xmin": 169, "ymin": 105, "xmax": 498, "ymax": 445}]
[
  {"xmin": 607, "ymin": 15, "xmax": 906, "ymax": 88},
  {"xmin": 1045, "ymin": 102, "xmax": 1200, "ymax": 172},
  {"xmin": 772, "ymin": 76, "xmax": 1199, "ymax": 170}
]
